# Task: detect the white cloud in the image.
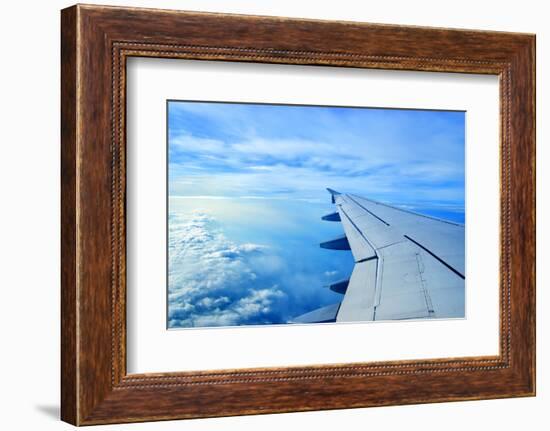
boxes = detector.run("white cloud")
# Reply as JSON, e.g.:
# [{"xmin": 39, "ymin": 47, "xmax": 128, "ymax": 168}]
[
  {"xmin": 168, "ymin": 212, "xmax": 288, "ymax": 328},
  {"xmin": 170, "ymin": 134, "xmax": 226, "ymax": 154},
  {"xmin": 233, "ymin": 288, "xmax": 286, "ymax": 319}
]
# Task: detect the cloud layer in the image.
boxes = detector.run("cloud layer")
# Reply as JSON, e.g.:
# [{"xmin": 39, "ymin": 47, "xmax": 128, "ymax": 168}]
[{"xmin": 169, "ymin": 211, "xmax": 293, "ymax": 328}]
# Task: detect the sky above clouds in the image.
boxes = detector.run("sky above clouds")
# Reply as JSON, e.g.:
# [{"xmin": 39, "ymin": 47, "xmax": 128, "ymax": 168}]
[
  {"xmin": 167, "ymin": 101, "xmax": 465, "ymax": 329},
  {"xmin": 168, "ymin": 101, "xmax": 465, "ymax": 207}
]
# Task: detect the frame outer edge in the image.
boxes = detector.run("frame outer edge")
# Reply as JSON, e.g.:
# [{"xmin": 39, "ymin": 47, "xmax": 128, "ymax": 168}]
[
  {"xmin": 501, "ymin": 35, "xmax": 536, "ymax": 396},
  {"xmin": 527, "ymin": 35, "xmax": 536, "ymax": 396},
  {"xmin": 61, "ymin": 5, "xmax": 79, "ymax": 426},
  {"xmin": 520, "ymin": 34, "xmax": 536, "ymax": 395},
  {"xmin": 531, "ymin": 35, "xmax": 536, "ymax": 396},
  {"xmin": 60, "ymin": 4, "xmax": 536, "ymax": 425}
]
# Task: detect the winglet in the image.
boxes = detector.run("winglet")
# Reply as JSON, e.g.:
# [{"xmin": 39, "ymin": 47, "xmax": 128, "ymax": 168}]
[{"xmin": 327, "ymin": 188, "xmax": 341, "ymax": 204}]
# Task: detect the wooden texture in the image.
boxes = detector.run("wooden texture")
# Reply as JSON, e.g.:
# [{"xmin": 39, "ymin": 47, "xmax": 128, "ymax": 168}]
[{"xmin": 60, "ymin": 4, "xmax": 536, "ymax": 426}]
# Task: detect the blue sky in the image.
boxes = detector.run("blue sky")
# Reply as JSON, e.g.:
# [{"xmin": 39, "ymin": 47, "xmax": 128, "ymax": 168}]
[
  {"xmin": 167, "ymin": 101, "xmax": 465, "ymax": 329},
  {"xmin": 168, "ymin": 101, "xmax": 465, "ymax": 209}
]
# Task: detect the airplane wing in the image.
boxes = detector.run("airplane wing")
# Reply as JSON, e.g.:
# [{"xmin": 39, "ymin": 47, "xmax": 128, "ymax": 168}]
[{"xmin": 292, "ymin": 188, "xmax": 465, "ymax": 323}]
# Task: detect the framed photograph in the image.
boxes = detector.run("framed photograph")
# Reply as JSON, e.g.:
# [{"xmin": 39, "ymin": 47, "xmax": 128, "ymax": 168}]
[{"xmin": 61, "ymin": 4, "xmax": 535, "ymax": 425}]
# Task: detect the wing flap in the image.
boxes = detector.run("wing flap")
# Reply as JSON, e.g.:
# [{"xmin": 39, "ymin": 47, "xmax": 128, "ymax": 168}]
[
  {"xmin": 291, "ymin": 302, "xmax": 340, "ymax": 324},
  {"xmin": 336, "ymin": 259, "xmax": 377, "ymax": 322},
  {"xmin": 373, "ymin": 242, "xmax": 433, "ymax": 320},
  {"xmin": 374, "ymin": 240, "xmax": 464, "ymax": 320}
]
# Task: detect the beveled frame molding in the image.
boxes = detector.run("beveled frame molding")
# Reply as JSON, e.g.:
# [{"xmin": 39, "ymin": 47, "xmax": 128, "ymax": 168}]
[{"xmin": 61, "ymin": 4, "xmax": 535, "ymax": 425}]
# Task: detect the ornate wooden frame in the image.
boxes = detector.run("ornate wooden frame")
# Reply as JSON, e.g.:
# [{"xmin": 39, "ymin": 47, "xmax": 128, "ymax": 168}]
[{"xmin": 61, "ymin": 4, "xmax": 536, "ymax": 425}]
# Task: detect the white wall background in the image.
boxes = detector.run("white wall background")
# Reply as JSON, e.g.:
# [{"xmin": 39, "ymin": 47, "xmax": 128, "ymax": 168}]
[{"xmin": 0, "ymin": 0, "xmax": 546, "ymax": 429}]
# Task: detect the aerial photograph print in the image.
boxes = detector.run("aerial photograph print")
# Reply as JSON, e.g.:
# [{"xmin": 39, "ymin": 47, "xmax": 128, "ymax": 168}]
[{"xmin": 167, "ymin": 100, "xmax": 466, "ymax": 329}]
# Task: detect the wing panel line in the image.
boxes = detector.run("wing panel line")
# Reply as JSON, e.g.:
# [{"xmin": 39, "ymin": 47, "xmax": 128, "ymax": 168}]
[
  {"xmin": 346, "ymin": 195, "xmax": 391, "ymax": 226},
  {"xmin": 404, "ymin": 234, "xmax": 465, "ymax": 279},
  {"xmin": 350, "ymin": 194, "xmax": 463, "ymax": 227}
]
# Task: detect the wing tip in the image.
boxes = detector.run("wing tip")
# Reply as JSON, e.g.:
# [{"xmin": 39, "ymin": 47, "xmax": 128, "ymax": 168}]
[{"xmin": 327, "ymin": 188, "xmax": 341, "ymax": 204}]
